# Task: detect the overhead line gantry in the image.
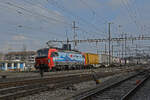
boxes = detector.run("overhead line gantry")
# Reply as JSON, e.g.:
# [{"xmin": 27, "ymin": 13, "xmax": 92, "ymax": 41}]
[{"xmin": 47, "ymin": 36, "xmax": 150, "ymax": 44}]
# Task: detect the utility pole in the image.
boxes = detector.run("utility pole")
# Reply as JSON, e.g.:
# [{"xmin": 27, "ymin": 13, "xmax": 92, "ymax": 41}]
[
  {"xmin": 72, "ymin": 21, "xmax": 78, "ymax": 50},
  {"xmin": 119, "ymin": 49, "xmax": 121, "ymax": 64},
  {"xmin": 96, "ymin": 42, "xmax": 98, "ymax": 54},
  {"xmin": 118, "ymin": 24, "xmax": 122, "ymax": 63},
  {"xmin": 124, "ymin": 33, "xmax": 127, "ymax": 64},
  {"xmin": 135, "ymin": 44, "xmax": 138, "ymax": 56},
  {"xmin": 112, "ymin": 45, "xmax": 113, "ymax": 57},
  {"xmin": 22, "ymin": 44, "xmax": 27, "ymax": 71},
  {"xmin": 108, "ymin": 23, "xmax": 111, "ymax": 66},
  {"xmin": 121, "ymin": 34, "xmax": 124, "ymax": 61},
  {"xmin": 105, "ymin": 42, "xmax": 107, "ymax": 55},
  {"xmin": 135, "ymin": 44, "xmax": 138, "ymax": 64},
  {"xmin": 112, "ymin": 45, "xmax": 113, "ymax": 64},
  {"xmin": 65, "ymin": 31, "xmax": 69, "ymax": 50}
]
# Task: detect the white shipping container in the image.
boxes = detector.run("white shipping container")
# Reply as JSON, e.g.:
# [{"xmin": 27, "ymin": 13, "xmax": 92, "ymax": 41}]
[{"xmin": 99, "ymin": 54, "xmax": 120, "ymax": 65}]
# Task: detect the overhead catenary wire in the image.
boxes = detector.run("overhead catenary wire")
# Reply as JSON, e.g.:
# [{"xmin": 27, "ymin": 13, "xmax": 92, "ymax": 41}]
[
  {"xmin": 0, "ymin": 0, "xmax": 149, "ymax": 55},
  {"xmin": 79, "ymin": 0, "xmax": 108, "ymax": 23},
  {"xmin": 79, "ymin": 0, "xmax": 108, "ymax": 38},
  {"xmin": 46, "ymin": 0, "xmax": 107, "ymax": 37},
  {"xmin": 0, "ymin": 1, "xmax": 70, "ymax": 36},
  {"xmin": 0, "ymin": 0, "xmax": 106, "ymax": 44},
  {"xmin": 121, "ymin": 0, "xmax": 142, "ymax": 34},
  {"xmin": 131, "ymin": 0, "xmax": 146, "ymax": 33},
  {"xmin": 21, "ymin": 0, "xmax": 68, "ymax": 22},
  {"xmin": 0, "ymin": 1, "xmax": 72, "ymax": 26},
  {"xmin": 2, "ymin": 0, "xmax": 106, "ymax": 39},
  {"xmin": 122, "ymin": 0, "xmax": 146, "ymax": 53},
  {"xmin": 0, "ymin": 4, "xmax": 66, "ymax": 40},
  {"xmin": 125, "ymin": 0, "xmax": 144, "ymax": 34},
  {"xmin": 12, "ymin": 25, "xmax": 67, "ymax": 39}
]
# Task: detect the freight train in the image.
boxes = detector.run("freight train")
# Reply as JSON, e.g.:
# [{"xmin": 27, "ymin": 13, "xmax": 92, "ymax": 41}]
[{"xmin": 35, "ymin": 47, "xmax": 120, "ymax": 71}]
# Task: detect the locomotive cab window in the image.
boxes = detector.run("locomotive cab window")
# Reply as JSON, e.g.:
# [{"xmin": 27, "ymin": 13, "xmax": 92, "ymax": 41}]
[
  {"xmin": 82, "ymin": 55, "xmax": 85, "ymax": 58},
  {"xmin": 37, "ymin": 48, "xmax": 49, "ymax": 57},
  {"xmin": 51, "ymin": 52, "xmax": 59, "ymax": 57}
]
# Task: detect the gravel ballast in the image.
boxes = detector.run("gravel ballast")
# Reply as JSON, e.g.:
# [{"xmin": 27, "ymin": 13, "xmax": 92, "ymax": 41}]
[{"xmin": 17, "ymin": 71, "xmax": 132, "ymax": 100}]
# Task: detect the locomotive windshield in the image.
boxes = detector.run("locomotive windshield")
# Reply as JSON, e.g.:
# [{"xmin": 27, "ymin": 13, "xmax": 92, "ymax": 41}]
[
  {"xmin": 37, "ymin": 48, "xmax": 49, "ymax": 57},
  {"xmin": 51, "ymin": 52, "xmax": 59, "ymax": 57}
]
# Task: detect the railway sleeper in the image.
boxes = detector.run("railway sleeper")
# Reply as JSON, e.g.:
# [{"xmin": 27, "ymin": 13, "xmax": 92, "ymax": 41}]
[
  {"xmin": 0, "ymin": 86, "xmax": 50, "ymax": 100},
  {"xmin": 0, "ymin": 84, "xmax": 45, "ymax": 95}
]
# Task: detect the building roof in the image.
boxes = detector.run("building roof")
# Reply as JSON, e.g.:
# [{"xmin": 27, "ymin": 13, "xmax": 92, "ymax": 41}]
[
  {"xmin": 0, "ymin": 60, "xmax": 25, "ymax": 63},
  {"xmin": 5, "ymin": 51, "xmax": 36, "ymax": 56}
]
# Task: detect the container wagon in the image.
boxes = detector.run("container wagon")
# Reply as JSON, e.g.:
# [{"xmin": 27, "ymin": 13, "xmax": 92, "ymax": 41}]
[{"xmin": 84, "ymin": 53, "xmax": 99, "ymax": 68}]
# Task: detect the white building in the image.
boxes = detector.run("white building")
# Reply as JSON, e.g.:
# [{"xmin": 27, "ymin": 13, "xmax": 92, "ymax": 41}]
[{"xmin": 0, "ymin": 60, "xmax": 26, "ymax": 71}]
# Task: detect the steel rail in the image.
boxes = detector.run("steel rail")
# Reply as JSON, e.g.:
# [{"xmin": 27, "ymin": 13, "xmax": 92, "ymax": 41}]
[
  {"xmin": 0, "ymin": 69, "xmax": 97, "ymax": 82},
  {"xmin": 0, "ymin": 71, "xmax": 118, "ymax": 100},
  {"xmin": 0, "ymin": 71, "xmax": 117, "ymax": 89},
  {"xmin": 68, "ymin": 70, "xmax": 148, "ymax": 100},
  {"xmin": 0, "ymin": 68, "xmax": 142, "ymax": 100},
  {"xmin": 0, "ymin": 74, "xmax": 96, "ymax": 100},
  {"xmin": 121, "ymin": 73, "xmax": 150, "ymax": 100},
  {"xmin": 0, "ymin": 74, "xmax": 90, "ymax": 89}
]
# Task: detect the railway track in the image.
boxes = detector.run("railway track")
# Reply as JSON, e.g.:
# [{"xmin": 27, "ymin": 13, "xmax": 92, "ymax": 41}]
[
  {"xmin": 122, "ymin": 72, "xmax": 150, "ymax": 100},
  {"xmin": 0, "ymin": 67, "xmax": 145, "ymax": 100},
  {"xmin": 0, "ymin": 75, "xmax": 87, "ymax": 100},
  {"xmin": 0, "ymin": 74, "xmax": 91, "ymax": 89},
  {"xmin": 0, "ymin": 71, "xmax": 116, "ymax": 100},
  {"xmin": 69, "ymin": 69, "xmax": 150, "ymax": 100},
  {"xmin": 0, "ymin": 69, "xmax": 97, "ymax": 82},
  {"xmin": 0, "ymin": 66, "xmax": 143, "ymax": 83}
]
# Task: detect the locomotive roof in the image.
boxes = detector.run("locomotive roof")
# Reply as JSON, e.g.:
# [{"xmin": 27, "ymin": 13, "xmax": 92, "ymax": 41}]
[{"xmin": 37, "ymin": 47, "xmax": 81, "ymax": 53}]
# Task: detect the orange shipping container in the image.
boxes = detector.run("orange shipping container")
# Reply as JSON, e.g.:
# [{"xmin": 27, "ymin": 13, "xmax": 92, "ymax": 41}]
[{"xmin": 84, "ymin": 53, "xmax": 99, "ymax": 65}]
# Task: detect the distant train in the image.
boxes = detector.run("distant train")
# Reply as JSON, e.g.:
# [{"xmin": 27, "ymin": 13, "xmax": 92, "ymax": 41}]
[{"xmin": 35, "ymin": 48, "xmax": 120, "ymax": 71}]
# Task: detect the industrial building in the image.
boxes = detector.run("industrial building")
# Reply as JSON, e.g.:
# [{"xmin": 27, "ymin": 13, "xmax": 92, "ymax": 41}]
[
  {"xmin": 4, "ymin": 51, "xmax": 36, "ymax": 62},
  {"xmin": 0, "ymin": 51, "xmax": 36, "ymax": 71},
  {"xmin": 0, "ymin": 60, "xmax": 25, "ymax": 71},
  {"xmin": 0, "ymin": 53, "xmax": 4, "ymax": 60}
]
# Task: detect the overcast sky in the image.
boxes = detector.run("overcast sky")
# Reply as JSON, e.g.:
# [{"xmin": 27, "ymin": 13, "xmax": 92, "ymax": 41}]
[{"xmin": 0, "ymin": 0, "xmax": 150, "ymax": 54}]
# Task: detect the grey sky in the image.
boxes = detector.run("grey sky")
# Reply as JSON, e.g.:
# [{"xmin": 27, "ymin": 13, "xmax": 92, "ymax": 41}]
[{"xmin": 0, "ymin": 0, "xmax": 150, "ymax": 55}]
